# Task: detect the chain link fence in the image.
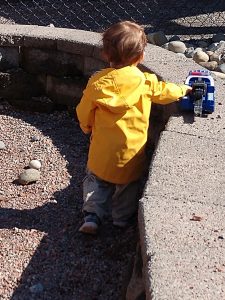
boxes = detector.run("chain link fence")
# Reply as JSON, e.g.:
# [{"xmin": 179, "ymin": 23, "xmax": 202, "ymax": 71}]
[{"xmin": 0, "ymin": 0, "xmax": 225, "ymax": 40}]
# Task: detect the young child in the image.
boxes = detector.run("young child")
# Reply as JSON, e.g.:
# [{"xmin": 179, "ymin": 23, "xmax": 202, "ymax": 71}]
[{"xmin": 76, "ymin": 21, "xmax": 191, "ymax": 234}]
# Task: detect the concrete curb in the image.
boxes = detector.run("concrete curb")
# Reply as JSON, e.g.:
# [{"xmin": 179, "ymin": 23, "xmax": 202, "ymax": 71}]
[{"xmin": 139, "ymin": 45, "xmax": 225, "ymax": 299}]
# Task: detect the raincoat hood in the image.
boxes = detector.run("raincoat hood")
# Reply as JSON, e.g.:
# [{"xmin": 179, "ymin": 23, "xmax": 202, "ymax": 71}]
[{"xmin": 90, "ymin": 66, "xmax": 146, "ymax": 113}]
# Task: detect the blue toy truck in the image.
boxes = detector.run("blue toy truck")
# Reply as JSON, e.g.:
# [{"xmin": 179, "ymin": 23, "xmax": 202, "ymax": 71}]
[{"xmin": 180, "ymin": 70, "xmax": 215, "ymax": 116}]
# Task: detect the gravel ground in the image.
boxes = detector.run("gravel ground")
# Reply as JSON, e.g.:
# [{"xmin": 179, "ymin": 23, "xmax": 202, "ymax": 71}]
[{"xmin": 0, "ymin": 101, "xmax": 139, "ymax": 300}]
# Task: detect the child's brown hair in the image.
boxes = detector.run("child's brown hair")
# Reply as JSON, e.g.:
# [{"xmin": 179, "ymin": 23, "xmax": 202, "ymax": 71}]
[{"xmin": 102, "ymin": 21, "xmax": 147, "ymax": 67}]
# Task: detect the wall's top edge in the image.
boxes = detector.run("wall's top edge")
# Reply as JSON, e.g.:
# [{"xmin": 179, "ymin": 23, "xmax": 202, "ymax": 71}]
[{"xmin": 0, "ymin": 24, "xmax": 102, "ymax": 50}]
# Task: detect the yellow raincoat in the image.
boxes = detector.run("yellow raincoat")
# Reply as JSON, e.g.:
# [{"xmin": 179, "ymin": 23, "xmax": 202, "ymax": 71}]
[{"xmin": 76, "ymin": 66, "xmax": 189, "ymax": 184}]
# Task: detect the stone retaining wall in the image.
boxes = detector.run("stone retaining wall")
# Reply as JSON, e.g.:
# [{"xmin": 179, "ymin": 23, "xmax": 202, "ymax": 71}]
[{"xmin": 0, "ymin": 25, "xmax": 107, "ymax": 113}]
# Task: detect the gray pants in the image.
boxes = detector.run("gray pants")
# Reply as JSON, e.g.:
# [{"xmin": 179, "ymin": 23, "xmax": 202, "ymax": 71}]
[{"xmin": 82, "ymin": 170, "xmax": 140, "ymax": 223}]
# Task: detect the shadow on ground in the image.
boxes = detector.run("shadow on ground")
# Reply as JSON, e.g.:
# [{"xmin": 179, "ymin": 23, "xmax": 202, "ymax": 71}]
[{"xmin": 0, "ymin": 107, "xmax": 140, "ymax": 300}]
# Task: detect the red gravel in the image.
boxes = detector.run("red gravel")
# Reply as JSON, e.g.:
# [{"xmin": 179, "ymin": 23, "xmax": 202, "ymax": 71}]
[{"xmin": 0, "ymin": 102, "xmax": 138, "ymax": 300}]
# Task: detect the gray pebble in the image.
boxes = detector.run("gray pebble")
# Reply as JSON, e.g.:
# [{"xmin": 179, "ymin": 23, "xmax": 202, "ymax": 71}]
[
  {"xmin": 30, "ymin": 136, "xmax": 40, "ymax": 142},
  {"xmin": 29, "ymin": 160, "xmax": 42, "ymax": 170},
  {"xmin": 0, "ymin": 141, "xmax": 6, "ymax": 150}
]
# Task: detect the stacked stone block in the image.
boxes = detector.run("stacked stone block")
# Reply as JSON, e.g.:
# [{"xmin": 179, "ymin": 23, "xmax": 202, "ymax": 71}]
[{"xmin": 0, "ymin": 25, "xmax": 107, "ymax": 113}]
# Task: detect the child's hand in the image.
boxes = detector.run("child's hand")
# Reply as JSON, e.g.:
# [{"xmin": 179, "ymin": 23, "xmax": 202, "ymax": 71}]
[
  {"xmin": 178, "ymin": 85, "xmax": 192, "ymax": 101},
  {"xmin": 184, "ymin": 85, "xmax": 192, "ymax": 95}
]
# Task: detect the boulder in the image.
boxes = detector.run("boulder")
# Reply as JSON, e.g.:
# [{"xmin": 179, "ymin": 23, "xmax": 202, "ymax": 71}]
[
  {"xmin": 198, "ymin": 61, "xmax": 218, "ymax": 71},
  {"xmin": 168, "ymin": 41, "xmax": 186, "ymax": 53},
  {"xmin": 193, "ymin": 50, "xmax": 209, "ymax": 63},
  {"xmin": 209, "ymin": 53, "xmax": 221, "ymax": 63},
  {"xmin": 18, "ymin": 169, "xmax": 41, "ymax": 185},
  {"xmin": 147, "ymin": 31, "xmax": 168, "ymax": 46}
]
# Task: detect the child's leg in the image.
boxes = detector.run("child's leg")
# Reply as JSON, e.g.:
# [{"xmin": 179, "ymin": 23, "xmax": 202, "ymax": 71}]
[
  {"xmin": 112, "ymin": 180, "xmax": 140, "ymax": 227},
  {"xmin": 79, "ymin": 170, "xmax": 115, "ymax": 234}
]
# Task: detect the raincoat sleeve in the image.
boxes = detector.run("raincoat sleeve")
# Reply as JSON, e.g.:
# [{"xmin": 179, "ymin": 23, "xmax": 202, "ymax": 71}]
[
  {"xmin": 144, "ymin": 72, "xmax": 191, "ymax": 104},
  {"xmin": 76, "ymin": 81, "xmax": 97, "ymax": 134}
]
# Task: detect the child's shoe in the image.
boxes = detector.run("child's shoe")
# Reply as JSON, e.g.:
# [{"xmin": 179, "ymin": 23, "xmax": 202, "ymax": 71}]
[
  {"xmin": 79, "ymin": 221, "xmax": 98, "ymax": 234},
  {"xmin": 79, "ymin": 212, "xmax": 101, "ymax": 235}
]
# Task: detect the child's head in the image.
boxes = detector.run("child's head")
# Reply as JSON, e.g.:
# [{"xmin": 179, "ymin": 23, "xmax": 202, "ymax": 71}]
[{"xmin": 102, "ymin": 21, "xmax": 147, "ymax": 67}]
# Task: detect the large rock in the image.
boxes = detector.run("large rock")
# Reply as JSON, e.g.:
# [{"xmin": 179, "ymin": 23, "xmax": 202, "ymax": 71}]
[
  {"xmin": 18, "ymin": 169, "xmax": 41, "ymax": 185},
  {"xmin": 198, "ymin": 61, "xmax": 218, "ymax": 71},
  {"xmin": 209, "ymin": 53, "xmax": 221, "ymax": 63},
  {"xmin": 208, "ymin": 41, "xmax": 225, "ymax": 55},
  {"xmin": 168, "ymin": 41, "xmax": 186, "ymax": 53},
  {"xmin": 214, "ymin": 41, "xmax": 225, "ymax": 57},
  {"xmin": 147, "ymin": 31, "xmax": 168, "ymax": 46},
  {"xmin": 208, "ymin": 42, "xmax": 219, "ymax": 52},
  {"xmin": 193, "ymin": 50, "xmax": 209, "ymax": 63}
]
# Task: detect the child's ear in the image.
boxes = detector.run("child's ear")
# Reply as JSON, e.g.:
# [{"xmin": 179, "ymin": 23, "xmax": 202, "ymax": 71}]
[
  {"xmin": 135, "ymin": 52, "xmax": 144, "ymax": 65},
  {"xmin": 140, "ymin": 51, "xmax": 145, "ymax": 62}
]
